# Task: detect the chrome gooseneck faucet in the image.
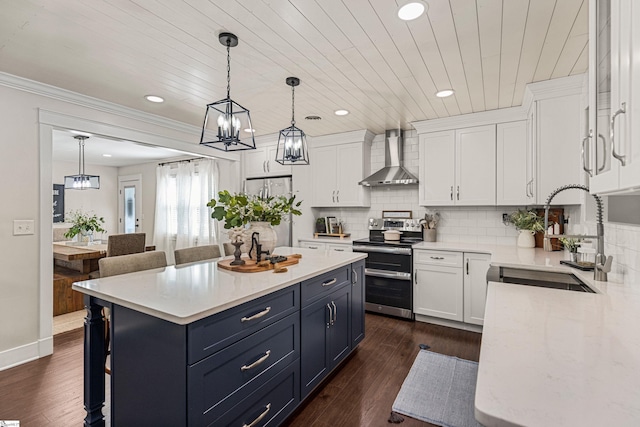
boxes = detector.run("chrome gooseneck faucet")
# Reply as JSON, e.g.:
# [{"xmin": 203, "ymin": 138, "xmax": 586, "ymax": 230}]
[{"xmin": 544, "ymin": 184, "xmax": 612, "ymax": 282}]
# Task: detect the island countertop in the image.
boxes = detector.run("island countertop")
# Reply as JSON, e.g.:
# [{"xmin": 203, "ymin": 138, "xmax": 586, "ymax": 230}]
[{"xmin": 72, "ymin": 246, "xmax": 366, "ymax": 325}]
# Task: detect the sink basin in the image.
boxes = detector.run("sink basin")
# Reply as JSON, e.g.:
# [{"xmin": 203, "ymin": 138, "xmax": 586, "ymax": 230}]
[{"xmin": 496, "ymin": 267, "xmax": 595, "ymax": 293}]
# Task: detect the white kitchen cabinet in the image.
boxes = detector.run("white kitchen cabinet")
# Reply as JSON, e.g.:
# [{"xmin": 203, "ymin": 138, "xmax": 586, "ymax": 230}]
[
  {"xmin": 298, "ymin": 239, "xmax": 352, "ymax": 253},
  {"xmin": 588, "ymin": 0, "xmax": 640, "ymax": 194},
  {"xmin": 243, "ymin": 144, "xmax": 292, "ymax": 179},
  {"xmin": 309, "ymin": 130, "xmax": 373, "ymax": 208},
  {"xmin": 414, "ymin": 249, "xmax": 490, "ymax": 326},
  {"xmin": 419, "ymin": 125, "xmax": 496, "ymax": 206},
  {"xmin": 497, "ymin": 121, "xmax": 532, "ymax": 205},
  {"xmin": 413, "ymin": 250, "xmax": 464, "ymax": 321},
  {"xmin": 463, "ymin": 253, "xmax": 491, "ymax": 326}
]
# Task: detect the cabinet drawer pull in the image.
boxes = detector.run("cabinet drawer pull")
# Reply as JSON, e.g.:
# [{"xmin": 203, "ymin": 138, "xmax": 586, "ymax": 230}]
[
  {"xmin": 322, "ymin": 278, "xmax": 337, "ymax": 287},
  {"xmin": 456, "ymin": 185, "xmax": 460, "ymax": 200},
  {"xmin": 327, "ymin": 303, "xmax": 333, "ymax": 326},
  {"xmin": 597, "ymin": 133, "xmax": 607, "ymax": 172},
  {"xmin": 240, "ymin": 307, "xmax": 271, "ymax": 322},
  {"xmin": 308, "ymin": 245, "xmax": 319, "ymax": 249},
  {"xmin": 430, "ymin": 256, "xmax": 445, "ymax": 260},
  {"xmin": 611, "ymin": 102, "xmax": 627, "ymax": 166},
  {"xmin": 333, "ymin": 248, "xmax": 344, "ymax": 252},
  {"xmin": 450, "ymin": 186, "xmax": 453, "ymax": 200},
  {"xmin": 352, "ymin": 269, "xmax": 358, "ymax": 285},
  {"xmin": 581, "ymin": 131, "xmax": 593, "ymax": 177},
  {"xmin": 240, "ymin": 350, "xmax": 271, "ymax": 371},
  {"xmin": 243, "ymin": 403, "xmax": 271, "ymax": 427}
]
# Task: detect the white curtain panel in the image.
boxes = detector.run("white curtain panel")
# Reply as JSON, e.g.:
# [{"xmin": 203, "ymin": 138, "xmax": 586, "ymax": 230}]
[{"xmin": 153, "ymin": 159, "xmax": 219, "ymax": 264}]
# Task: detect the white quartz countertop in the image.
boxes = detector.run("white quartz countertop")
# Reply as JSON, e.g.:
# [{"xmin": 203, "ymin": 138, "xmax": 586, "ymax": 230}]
[
  {"xmin": 438, "ymin": 244, "xmax": 640, "ymax": 426},
  {"xmin": 72, "ymin": 247, "xmax": 366, "ymax": 325}
]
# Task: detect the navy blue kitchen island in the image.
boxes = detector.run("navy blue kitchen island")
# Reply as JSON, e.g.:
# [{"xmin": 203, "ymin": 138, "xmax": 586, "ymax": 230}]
[{"xmin": 73, "ymin": 248, "xmax": 366, "ymax": 426}]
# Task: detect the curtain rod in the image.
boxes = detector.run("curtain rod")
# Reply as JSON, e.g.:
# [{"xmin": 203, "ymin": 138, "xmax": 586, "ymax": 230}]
[{"xmin": 158, "ymin": 157, "xmax": 206, "ymax": 166}]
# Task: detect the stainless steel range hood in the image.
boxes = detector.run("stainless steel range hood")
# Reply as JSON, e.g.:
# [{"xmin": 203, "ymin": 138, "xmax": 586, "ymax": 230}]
[{"xmin": 359, "ymin": 129, "xmax": 418, "ymax": 186}]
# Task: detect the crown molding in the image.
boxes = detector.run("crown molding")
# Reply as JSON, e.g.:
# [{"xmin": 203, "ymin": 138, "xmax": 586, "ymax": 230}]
[
  {"xmin": 0, "ymin": 71, "xmax": 203, "ymax": 137},
  {"xmin": 311, "ymin": 129, "xmax": 375, "ymax": 148},
  {"xmin": 411, "ymin": 106, "xmax": 526, "ymax": 134}
]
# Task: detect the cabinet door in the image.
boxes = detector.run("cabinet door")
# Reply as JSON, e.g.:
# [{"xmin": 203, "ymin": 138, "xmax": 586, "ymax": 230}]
[
  {"xmin": 456, "ymin": 125, "xmax": 496, "ymax": 205},
  {"xmin": 419, "ymin": 131, "xmax": 455, "ymax": 205},
  {"xmin": 327, "ymin": 286, "xmax": 351, "ymax": 367},
  {"xmin": 244, "ymin": 148, "xmax": 268, "ymax": 179},
  {"xmin": 536, "ymin": 96, "xmax": 582, "ymax": 204},
  {"xmin": 497, "ymin": 121, "xmax": 529, "ymax": 205},
  {"xmin": 300, "ymin": 294, "xmax": 331, "ymax": 398},
  {"xmin": 310, "ymin": 146, "xmax": 338, "ymax": 207},
  {"xmin": 266, "ymin": 145, "xmax": 293, "ymax": 177},
  {"xmin": 335, "ymin": 143, "xmax": 368, "ymax": 206},
  {"xmin": 463, "ymin": 253, "xmax": 491, "ymax": 326},
  {"xmin": 350, "ymin": 260, "xmax": 365, "ymax": 348},
  {"xmin": 414, "ymin": 263, "xmax": 463, "ymax": 321}
]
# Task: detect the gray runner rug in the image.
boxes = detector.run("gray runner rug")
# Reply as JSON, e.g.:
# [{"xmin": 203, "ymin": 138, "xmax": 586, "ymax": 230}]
[{"xmin": 392, "ymin": 350, "xmax": 482, "ymax": 427}]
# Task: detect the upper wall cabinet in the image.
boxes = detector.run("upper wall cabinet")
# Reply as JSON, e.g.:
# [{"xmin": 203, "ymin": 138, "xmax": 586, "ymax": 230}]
[
  {"xmin": 419, "ymin": 125, "xmax": 496, "ymax": 206},
  {"xmin": 309, "ymin": 130, "xmax": 373, "ymax": 208},
  {"xmin": 496, "ymin": 121, "xmax": 533, "ymax": 205},
  {"xmin": 588, "ymin": 0, "xmax": 640, "ymax": 194},
  {"xmin": 243, "ymin": 135, "xmax": 292, "ymax": 179}
]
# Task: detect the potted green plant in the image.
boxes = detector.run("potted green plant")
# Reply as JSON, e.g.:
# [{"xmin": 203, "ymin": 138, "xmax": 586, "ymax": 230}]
[
  {"xmin": 559, "ymin": 237, "xmax": 581, "ymax": 261},
  {"xmin": 64, "ymin": 210, "xmax": 106, "ymax": 242},
  {"xmin": 508, "ymin": 209, "xmax": 544, "ymax": 248},
  {"xmin": 315, "ymin": 217, "xmax": 327, "ymax": 233},
  {"xmin": 208, "ymin": 190, "xmax": 302, "ymax": 255}
]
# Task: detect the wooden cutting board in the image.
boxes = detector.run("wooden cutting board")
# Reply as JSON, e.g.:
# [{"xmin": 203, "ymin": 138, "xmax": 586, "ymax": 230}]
[{"xmin": 217, "ymin": 255, "xmax": 300, "ymax": 273}]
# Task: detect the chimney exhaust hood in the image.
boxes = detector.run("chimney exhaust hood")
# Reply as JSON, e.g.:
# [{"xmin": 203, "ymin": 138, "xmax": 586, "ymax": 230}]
[{"xmin": 359, "ymin": 129, "xmax": 418, "ymax": 186}]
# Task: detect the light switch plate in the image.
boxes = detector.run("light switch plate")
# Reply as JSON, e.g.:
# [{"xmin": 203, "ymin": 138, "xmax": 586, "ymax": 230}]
[{"xmin": 13, "ymin": 220, "xmax": 35, "ymax": 235}]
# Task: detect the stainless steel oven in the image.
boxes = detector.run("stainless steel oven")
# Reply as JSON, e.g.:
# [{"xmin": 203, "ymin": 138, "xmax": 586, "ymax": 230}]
[{"xmin": 352, "ymin": 218, "xmax": 422, "ymax": 320}]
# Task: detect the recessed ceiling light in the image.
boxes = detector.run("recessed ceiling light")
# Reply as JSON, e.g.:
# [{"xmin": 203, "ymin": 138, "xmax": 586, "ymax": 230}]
[
  {"xmin": 436, "ymin": 89, "xmax": 455, "ymax": 98},
  {"xmin": 334, "ymin": 109, "xmax": 349, "ymax": 116},
  {"xmin": 102, "ymin": 154, "xmax": 112, "ymax": 158},
  {"xmin": 398, "ymin": 2, "xmax": 427, "ymax": 21},
  {"xmin": 145, "ymin": 95, "xmax": 164, "ymax": 103},
  {"xmin": 243, "ymin": 128, "xmax": 255, "ymax": 133}
]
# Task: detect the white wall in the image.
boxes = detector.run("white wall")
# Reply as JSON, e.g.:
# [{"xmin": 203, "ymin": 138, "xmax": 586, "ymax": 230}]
[
  {"xmin": 0, "ymin": 73, "xmax": 240, "ymax": 370},
  {"xmin": 52, "ymin": 160, "xmax": 119, "ymax": 240}
]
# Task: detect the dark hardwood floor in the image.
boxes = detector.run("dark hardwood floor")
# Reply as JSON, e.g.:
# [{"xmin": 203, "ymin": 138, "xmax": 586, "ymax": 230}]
[{"xmin": 0, "ymin": 314, "xmax": 481, "ymax": 426}]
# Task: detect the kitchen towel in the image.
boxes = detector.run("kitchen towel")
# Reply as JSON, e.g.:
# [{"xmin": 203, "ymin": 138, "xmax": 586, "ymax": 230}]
[{"xmin": 392, "ymin": 350, "xmax": 482, "ymax": 427}]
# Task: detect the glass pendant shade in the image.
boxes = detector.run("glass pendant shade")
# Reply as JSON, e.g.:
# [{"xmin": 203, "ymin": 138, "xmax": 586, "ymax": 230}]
[
  {"xmin": 275, "ymin": 77, "xmax": 310, "ymax": 165},
  {"xmin": 64, "ymin": 136, "xmax": 100, "ymax": 190},
  {"xmin": 200, "ymin": 32, "xmax": 256, "ymax": 152}
]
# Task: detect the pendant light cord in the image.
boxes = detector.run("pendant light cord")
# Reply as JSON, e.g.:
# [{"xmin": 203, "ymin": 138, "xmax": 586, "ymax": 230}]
[
  {"xmin": 291, "ymin": 84, "xmax": 296, "ymax": 126},
  {"xmin": 226, "ymin": 40, "xmax": 231, "ymax": 100}
]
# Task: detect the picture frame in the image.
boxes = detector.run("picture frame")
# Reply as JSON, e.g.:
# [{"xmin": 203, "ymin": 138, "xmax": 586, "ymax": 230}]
[
  {"xmin": 325, "ymin": 216, "xmax": 338, "ymax": 234},
  {"xmin": 382, "ymin": 210, "xmax": 412, "ymax": 219}
]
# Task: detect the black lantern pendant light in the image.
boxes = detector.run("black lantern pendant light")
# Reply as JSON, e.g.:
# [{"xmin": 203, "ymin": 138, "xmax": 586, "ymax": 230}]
[
  {"xmin": 200, "ymin": 32, "xmax": 256, "ymax": 151},
  {"xmin": 275, "ymin": 77, "xmax": 309, "ymax": 165},
  {"xmin": 64, "ymin": 135, "xmax": 100, "ymax": 190}
]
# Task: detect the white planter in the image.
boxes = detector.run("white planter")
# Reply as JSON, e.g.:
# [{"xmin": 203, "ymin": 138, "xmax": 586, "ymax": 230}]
[
  {"xmin": 517, "ymin": 230, "xmax": 536, "ymax": 248},
  {"xmin": 241, "ymin": 222, "xmax": 278, "ymax": 259}
]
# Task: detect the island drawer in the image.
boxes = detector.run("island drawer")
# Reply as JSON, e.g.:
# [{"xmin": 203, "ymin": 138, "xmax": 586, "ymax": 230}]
[
  {"xmin": 300, "ymin": 265, "xmax": 350, "ymax": 307},
  {"xmin": 414, "ymin": 250, "xmax": 463, "ymax": 267},
  {"xmin": 203, "ymin": 361, "xmax": 300, "ymax": 427},
  {"xmin": 188, "ymin": 314, "xmax": 299, "ymax": 423},
  {"xmin": 188, "ymin": 284, "xmax": 299, "ymax": 364}
]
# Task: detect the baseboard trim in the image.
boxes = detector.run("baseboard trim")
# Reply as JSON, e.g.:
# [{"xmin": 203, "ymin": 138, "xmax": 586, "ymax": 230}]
[
  {"xmin": 415, "ymin": 314, "xmax": 483, "ymax": 333},
  {"xmin": 0, "ymin": 336, "xmax": 54, "ymax": 371}
]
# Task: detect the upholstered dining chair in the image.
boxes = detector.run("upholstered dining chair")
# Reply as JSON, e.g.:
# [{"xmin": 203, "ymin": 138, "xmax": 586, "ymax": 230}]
[
  {"xmin": 98, "ymin": 251, "xmax": 167, "ymax": 374},
  {"xmin": 223, "ymin": 242, "xmax": 235, "ymax": 256},
  {"xmin": 174, "ymin": 245, "xmax": 222, "ymax": 266},
  {"xmin": 106, "ymin": 232, "xmax": 146, "ymax": 257}
]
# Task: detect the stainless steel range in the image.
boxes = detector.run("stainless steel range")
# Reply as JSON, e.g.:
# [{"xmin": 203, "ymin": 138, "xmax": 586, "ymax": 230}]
[{"xmin": 352, "ymin": 218, "xmax": 423, "ymax": 319}]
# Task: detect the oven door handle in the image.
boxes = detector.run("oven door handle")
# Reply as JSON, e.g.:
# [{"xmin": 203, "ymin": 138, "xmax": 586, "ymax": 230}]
[
  {"xmin": 365, "ymin": 268, "xmax": 411, "ymax": 281},
  {"xmin": 352, "ymin": 245, "xmax": 412, "ymax": 255}
]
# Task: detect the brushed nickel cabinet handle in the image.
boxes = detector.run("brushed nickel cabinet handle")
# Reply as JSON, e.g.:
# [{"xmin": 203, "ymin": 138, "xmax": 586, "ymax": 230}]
[
  {"xmin": 336, "ymin": 190, "xmax": 339, "ymax": 203},
  {"xmin": 450, "ymin": 186, "xmax": 453, "ymax": 200},
  {"xmin": 414, "ymin": 270, "xmax": 417, "ymax": 284},
  {"xmin": 240, "ymin": 307, "xmax": 271, "ymax": 322},
  {"xmin": 611, "ymin": 102, "xmax": 627, "ymax": 166},
  {"xmin": 597, "ymin": 133, "xmax": 607, "ymax": 172},
  {"xmin": 322, "ymin": 278, "xmax": 337, "ymax": 287},
  {"xmin": 457, "ymin": 185, "xmax": 460, "ymax": 200},
  {"xmin": 243, "ymin": 403, "xmax": 271, "ymax": 427},
  {"xmin": 331, "ymin": 301, "xmax": 337, "ymax": 324},
  {"xmin": 352, "ymin": 269, "xmax": 358, "ymax": 285},
  {"xmin": 327, "ymin": 303, "xmax": 333, "ymax": 326},
  {"xmin": 582, "ymin": 131, "xmax": 593, "ymax": 177},
  {"xmin": 430, "ymin": 256, "xmax": 444, "ymax": 260},
  {"xmin": 240, "ymin": 350, "xmax": 271, "ymax": 371},
  {"xmin": 466, "ymin": 259, "xmax": 469, "ymax": 275}
]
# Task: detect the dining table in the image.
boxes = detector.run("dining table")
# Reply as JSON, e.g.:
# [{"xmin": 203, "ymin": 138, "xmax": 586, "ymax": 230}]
[{"xmin": 53, "ymin": 241, "xmax": 156, "ymax": 273}]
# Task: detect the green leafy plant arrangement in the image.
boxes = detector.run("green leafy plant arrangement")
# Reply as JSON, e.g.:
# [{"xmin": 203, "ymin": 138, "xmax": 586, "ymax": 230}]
[
  {"xmin": 559, "ymin": 237, "xmax": 581, "ymax": 252},
  {"xmin": 208, "ymin": 190, "xmax": 302, "ymax": 229},
  {"xmin": 508, "ymin": 209, "xmax": 544, "ymax": 232},
  {"xmin": 64, "ymin": 210, "xmax": 106, "ymax": 239}
]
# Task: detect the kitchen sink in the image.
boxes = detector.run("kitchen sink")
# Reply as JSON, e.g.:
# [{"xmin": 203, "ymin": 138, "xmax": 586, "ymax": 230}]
[{"xmin": 488, "ymin": 267, "xmax": 595, "ymax": 293}]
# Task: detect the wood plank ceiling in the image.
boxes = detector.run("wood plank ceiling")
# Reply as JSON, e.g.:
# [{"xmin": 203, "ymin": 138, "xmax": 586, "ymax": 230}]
[{"xmin": 0, "ymin": 0, "xmax": 588, "ymax": 137}]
